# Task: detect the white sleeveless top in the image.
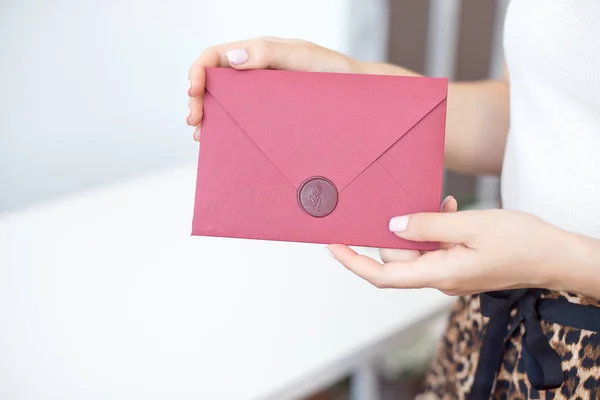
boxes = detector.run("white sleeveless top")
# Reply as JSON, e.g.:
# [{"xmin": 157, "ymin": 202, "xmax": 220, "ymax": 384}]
[{"xmin": 501, "ymin": 0, "xmax": 600, "ymax": 239}]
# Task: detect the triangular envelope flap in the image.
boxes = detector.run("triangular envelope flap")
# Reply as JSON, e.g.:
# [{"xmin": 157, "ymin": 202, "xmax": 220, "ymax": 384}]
[
  {"xmin": 379, "ymin": 100, "xmax": 447, "ymax": 212},
  {"xmin": 206, "ymin": 68, "xmax": 447, "ymax": 190}
]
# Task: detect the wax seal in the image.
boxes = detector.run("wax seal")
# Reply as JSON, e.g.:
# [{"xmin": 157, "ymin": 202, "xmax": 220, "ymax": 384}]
[{"xmin": 297, "ymin": 176, "xmax": 338, "ymax": 218}]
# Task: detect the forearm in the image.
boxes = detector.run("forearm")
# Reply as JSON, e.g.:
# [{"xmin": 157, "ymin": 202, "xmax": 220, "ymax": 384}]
[
  {"xmin": 554, "ymin": 232, "xmax": 600, "ymax": 300},
  {"xmin": 356, "ymin": 62, "xmax": 510, "ymax": 175},
  {"xmin": 445, "ymin": 81, "xmax": 509, "ymax": 175}
]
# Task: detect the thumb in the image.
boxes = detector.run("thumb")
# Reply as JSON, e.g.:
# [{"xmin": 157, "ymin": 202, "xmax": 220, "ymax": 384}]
[
  {"xmin": 223, "ymin": 39, "xmax": 320, "ymax": 71},
  {"xmin": 389, "ymin": 211, "xmax": 470, "ymax": 244}
]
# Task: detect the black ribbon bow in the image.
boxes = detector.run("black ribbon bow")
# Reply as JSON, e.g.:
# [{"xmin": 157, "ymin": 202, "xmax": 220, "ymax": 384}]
[{"xmin": 468, "ymin": 289, "xmax": 600, "ymax": 399}]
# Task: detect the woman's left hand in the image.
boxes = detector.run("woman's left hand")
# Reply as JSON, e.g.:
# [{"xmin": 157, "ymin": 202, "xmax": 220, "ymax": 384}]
[{"xmin": 328, "ymin": 202, "xmax": 574, "ymax": 296}]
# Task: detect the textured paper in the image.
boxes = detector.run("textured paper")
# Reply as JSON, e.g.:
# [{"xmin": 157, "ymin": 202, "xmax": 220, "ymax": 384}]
[{"xmin": 192, "ymin": 68, "xmax": 448, "ymax": 250}]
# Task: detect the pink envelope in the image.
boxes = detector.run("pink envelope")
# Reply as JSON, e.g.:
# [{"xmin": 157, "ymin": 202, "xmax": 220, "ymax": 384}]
[{"xmin": 192, "ymin": 68, "xmax": 447, "ymax": 250}]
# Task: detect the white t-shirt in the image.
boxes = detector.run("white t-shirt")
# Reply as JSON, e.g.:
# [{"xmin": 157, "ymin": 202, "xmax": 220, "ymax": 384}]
[{"xmin": 501, "ymin": 0, "xmax": 600, "ymax": 239}]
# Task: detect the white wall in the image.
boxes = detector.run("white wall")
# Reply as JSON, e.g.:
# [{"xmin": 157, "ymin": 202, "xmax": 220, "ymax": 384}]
[{"xmin": 0, "ymin": 0, "xmax": 387, "ymax": 213}]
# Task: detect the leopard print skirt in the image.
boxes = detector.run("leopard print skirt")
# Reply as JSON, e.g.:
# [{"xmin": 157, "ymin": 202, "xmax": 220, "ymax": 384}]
[{"xmin": 417, "ymin": 290, "xmax": 600, "ymax": 399}]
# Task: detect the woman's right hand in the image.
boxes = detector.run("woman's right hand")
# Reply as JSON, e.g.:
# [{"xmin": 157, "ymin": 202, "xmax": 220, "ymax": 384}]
[{"xmin": 187, "ymin": 37, "xmax": 363, "ymax": 141}]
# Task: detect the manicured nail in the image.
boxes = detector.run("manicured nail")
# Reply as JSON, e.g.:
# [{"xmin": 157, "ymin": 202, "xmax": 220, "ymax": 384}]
[
  {"xmin": 440, "ymin": 195, "xmax": 453, "ymax": 211},
  {"xmin": 389, "ymin": 216, "xmax": 409, "ymax": 232},
  {"xmin": 226, "ymin": 49, "xmax": 249, "ymax": 65},
  {"xmin": 193, "ymin": 126, "xmax": 201, "ymax": 141}
]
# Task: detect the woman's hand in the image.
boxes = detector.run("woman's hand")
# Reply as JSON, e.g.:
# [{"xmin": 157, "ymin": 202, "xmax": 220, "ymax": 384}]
[
  {"xmin": 187, "ymin": 37, "xmax": 362, "ymax": 141},
  {"xmin": 378, "ymin": 195, "xmax": 459, "ymax": 265},
  {"xmin": 329, "ymin": 204, "xmax": 579, "ymax": 296}
]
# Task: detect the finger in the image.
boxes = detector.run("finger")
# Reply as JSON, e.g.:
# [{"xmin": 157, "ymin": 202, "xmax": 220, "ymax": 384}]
[
  {"xmin": 401, "ymin": 247, "xmax": 476, "ymax": 291},
  {"xmin": 187, "ymin": 46, "xmax": 219, "ymax": 127},
  {"xmin": 379, "ymin": 198, "xmax": 458, "ymax": 259},
  {"xmin": 389, "ymin": 211, "xmax": 476, "ymax": 244},
  {"xmin": 216, "ymin": 38, "xmax": 337, "ymax": 72},
  {"xmin": 419, "ymin": 245, "xmax": 484, "ymax": 295},
  {"xmin": 186, "ymin": 41, "xmax": 247, "ymax": 127},
  {"xmin": 188, "ymin": 41, "xmax": 245, "ymax": 96},
  {"xmin": 440, "ymin": 195, "xmax": 458, "ymax": 213},
  {"xmin": 187, "ymin": 38, "xmax": 311, "ymax": 127},
  {"xmin": 188, "ymin": 38, "xmax": 317, "ymax": 97},
  {"xmin": 188, "ymin": 96, "xmax": 202, "ymax": 139},
  {"xmin": 377, "ymin": 248, "xmax": 472, "ymax": 290},
  {"xmin": 330, "ymin": 244, "xmax": 460, "ymax": 289},
  {"xmin": 328, "ymin": 244, "xmax": 387, "ymax": 286},
  {"xmin": 439, "ymin": 195, "xmax": 458, "ymax": 250},
  {"xmin": 330, "ymin": 244, "xmax": 454, "ymax": 289},
  {"xmin": 379, "ymin": 248, "xmax": 421, "ymax": 263}
]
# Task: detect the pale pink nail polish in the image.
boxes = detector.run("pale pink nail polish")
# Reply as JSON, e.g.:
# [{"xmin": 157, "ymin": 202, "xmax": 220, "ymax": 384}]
[
  {"xmin": 389, "ymin": 216, "xmax": 409, "ymax": 232},
  {"xmin": 193, "ymin": 126, "xmax": 201, "ymax": 141},
  {"xmin": 226, "ymin": 49, "xmax": 249, "ymax": 65}
]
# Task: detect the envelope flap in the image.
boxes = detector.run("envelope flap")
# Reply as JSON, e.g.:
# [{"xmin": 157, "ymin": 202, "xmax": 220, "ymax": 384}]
[{"xmin": 205, "ymin": 68, "xmax": 447, "ymax": 191}]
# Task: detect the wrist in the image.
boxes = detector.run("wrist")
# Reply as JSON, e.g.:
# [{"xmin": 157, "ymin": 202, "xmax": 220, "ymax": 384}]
[{"xmin": 548, "ymin": 229, "xmax": 600, "ymax": 298}]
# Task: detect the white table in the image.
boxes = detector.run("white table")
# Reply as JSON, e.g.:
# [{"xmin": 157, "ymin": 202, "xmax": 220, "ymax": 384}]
[{"xmin": 0, "ymin": 165, "xmax": 452, "ymax": 400}]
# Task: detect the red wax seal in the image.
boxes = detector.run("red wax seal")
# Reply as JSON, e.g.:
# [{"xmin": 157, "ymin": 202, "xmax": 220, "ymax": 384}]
[{"xmin": 297, "ymin": 177, "xmax": 338, "ymax": 218}]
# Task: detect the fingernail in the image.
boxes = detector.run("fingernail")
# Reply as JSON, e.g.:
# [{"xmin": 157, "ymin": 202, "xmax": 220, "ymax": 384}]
[
  {"xmin": 193, "ymin": 126, "xmax": 201, "ymax": 141},
  {"xmin": 188, "ymin": 79, "xmax": 192, "ymax": 94},
  {"xmin": 440, "ymin": 195, "xmax": 453, "ymax": 211},
  {"xmin": 226, "ymin": 49, "xmax": 249, "ymax": 65},
  {"xmin": 389, "ymin": 216, "xmax": 409, "ymax": 232}
]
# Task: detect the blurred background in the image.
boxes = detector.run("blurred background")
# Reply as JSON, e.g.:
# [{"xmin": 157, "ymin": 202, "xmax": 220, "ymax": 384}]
[
  {"xmin": 0, "ymin": 0, "xmax": 506, "ymax": 214},
  {"xmin": 1, "ymin": 0, "xmax": 508, "ymax": 399}
]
